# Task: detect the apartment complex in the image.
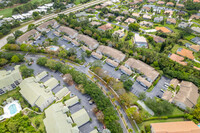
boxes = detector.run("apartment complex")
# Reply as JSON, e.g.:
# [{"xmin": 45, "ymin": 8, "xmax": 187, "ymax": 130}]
[
  {"xmin": 77, "ymin": 34, "xmax": 99, "ymax": 50},
  {"xmin": 96, "ymin": 45, "xmax": 126, "ymax": 63},
  {"xmin": 19, "ymin": 77, "xmax": 55, "ymax": 111},
  {"xmin": 16, "ymin": 29, "xmax": 41, "ymax": 44},
  {"xmin": 37, "ymin": 19, "xmax": 59, "ymax": 33},
  {"xmin": 125, "ymin": 58, "xmax": 159, "ymax": 88},
  {"xmin": 57, "ymin": 26, "xmax": 78, "ymax": 39},
  {"xmin": 0, "ymin": 65, "xmax": 22, "ymax": 95},
  {"xmin": 43, "ymin": 102, "xmax": 90, "ymax": 133}
]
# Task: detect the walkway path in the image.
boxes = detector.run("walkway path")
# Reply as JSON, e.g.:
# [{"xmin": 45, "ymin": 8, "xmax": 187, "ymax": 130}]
[{"xmin": 22, "ymin": 107, "xmax": 43, "ymax": 115}]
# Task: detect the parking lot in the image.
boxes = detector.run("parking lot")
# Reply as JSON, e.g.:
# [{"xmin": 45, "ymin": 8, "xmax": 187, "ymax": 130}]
[
  {"xmin": 148, "ymin": 76, "xmax": 171, "ymax": 98},
  {"xmin": 102, "ymin": 63, "xmax": 122, "ymax": 79},
  {"xmin": 25, "ymin": 55, "xmax": 103, "ymax": 133},
  {"xmin": 131, "ymin": 76, "xmax": 171, "ymax": 98}
]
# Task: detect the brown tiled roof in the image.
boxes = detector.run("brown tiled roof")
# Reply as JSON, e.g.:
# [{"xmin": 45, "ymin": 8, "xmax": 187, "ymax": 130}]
[
  {"xmin": 194, "ymin": 66, "xmax": 200, "ymax": 71},
  {"xmin": 116, "ymin": 16, "xmax": 125, "ymax": 22},
  {"xmin": 37, "ymin": 19, "xmax": 58, "ymax": 31},
  {"xmin": 177, "ymin": 48, "xmax": 194, "ymax": 60},
  {"xmin": 91, "ymin": 52, "xmax": 102, "ymax": 59},
  {"xmin": 81, "ymin": 45, "xmax": 91, "ymax": 52},
  {"xmin": 143, "ymin": 14, "xmax": 152, "ymax": 19},
  {"xmin": 164, "ymin": 10, "xmax": 173, "ymax": 16},
  {"xmin": 176, "ymin": 4, "xmax": 184, "ymax": 7},
  {"xmin": 169, "ymin": 54, "xmax": 187, "ymax": 66},
  {"xmin": 162, "ymin": 90, "xmax": 173, "ymax": 101},
  {"xmin": 155, "ymin": 27, "xmax": 172, "ymax": 33},
  {"xmin": 132, "ymin": 0, "xmax": 143, "ymax": 4},
  {"xmin": 124, "ymin": 18, "xmax": 137, "ymax": 23},
  {"xmin": 151, "ymin": 35, "xmax": 165, "ymax": 43},
  {"xmin": 53, "ymin": 31, "xmax": 60, "ymax": 36},
  {"xmin": 167, "ymin": 18, "xmax": 176, "ymax": 24},
  {"xmin": 174, "ymin": 81, "xmax": 199, "ymax": 108},
  {"xmin": 148, "ymin": 0, "xmax": 156, "ymax": 2},
  {"xmin": 132, "ymin": 13, "xmax": 140, "ymax": 18},
  {"xmin": 77, "ymin": 34, "xmax": 99, "ymax": 50},
  {"xmin": 63, "ymin": 35, "xmax": 72, "ymax": 41},
  {"xmin": 71, "ymin": 40, "xmax": 80, "ymax": 46},
  {"xmin": 157, "ymin": 1, "xmax": 165, "ymax": 4},
  {"xmin": 97, "ymin": 45, "xmax": 126, "ymax": 62},
  {"xmin": 106, "ymin": 58, "xmax": 119, "ymax": 67},
  {"xmin": 125, "ymin": 58, "xmax": 159, "ymax": 81},
  {"xmin": 166, "ymin": 2, "xmax": 174, "ymax": 6},
  {"xmin": 16, "ymin": 29, "xmax": 39, "ymax": 44},
  {"xmin": 58, "ymin": 26, "xmax": 78, "ymax": 38},
  {"xmin": 170, "ymin": 78, "xmax": 179, "ymax": 88},
  {"xmin": 98, "ymin": 23, "xmax": 113, "ymax": 31},
  {"xmin": 194, "ymin": 0, "xmax": 200, "ymax": 2},
  {"xmin": 190, "ymin": 15, "xmax": 200, "ymax": 20},
  {"xmin": 90, "ymin": 21, "xmax": 101, "ymax": 26},
  {"xmin": 137, "ymin": 76, "xmax": 152, "ymax": 88},
  {"xmin": 151, "ymin": 121, "xmax": 200, "ymax": 133},
  {"xmin": 190, "ymin": 45, "xmax": 200, "ymax": 52},
  {"xmin": 142, "ymin": 6, "xmax": 151, "ymax": 11},
  {"xmin": 95, "ymin": 5, "xmax": 101, "ymax": 9},
  {"xmin": 119, "ymin": 65, "xmax": 132, "ymax": 75}
]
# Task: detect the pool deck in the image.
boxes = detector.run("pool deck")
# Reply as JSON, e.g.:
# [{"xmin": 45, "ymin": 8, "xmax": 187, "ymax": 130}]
[{"xmin": 0, "ymin": 100, "xmax": 22, "ymax": 120}]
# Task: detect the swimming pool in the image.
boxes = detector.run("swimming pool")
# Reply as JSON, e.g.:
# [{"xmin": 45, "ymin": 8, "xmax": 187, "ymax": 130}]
[
  {"xmin": 50, "ymin": 47, "xmax": 56, "ymax": 51},
  {"xmin": 8, "ymin": 104, "xmax": 17, "ymax": 115}
]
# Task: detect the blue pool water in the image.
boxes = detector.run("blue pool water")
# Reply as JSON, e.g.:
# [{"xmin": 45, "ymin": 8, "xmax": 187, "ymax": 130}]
[
  {"xmin": 8, "ymin": 104, "xmax": 17, "ymax": 115},
  {"xmin": 198, "ymin": 125, "xmax": 200, "ymax": 128},
  {"xmin": 50, "ymin": 47, "xmax": 57, "ymax": 51}
]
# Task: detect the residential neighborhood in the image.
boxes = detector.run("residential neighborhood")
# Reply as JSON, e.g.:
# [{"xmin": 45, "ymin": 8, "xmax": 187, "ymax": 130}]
[{"xmin": 0, "ymin": 0, "xmax": 200, "ymax": 133}]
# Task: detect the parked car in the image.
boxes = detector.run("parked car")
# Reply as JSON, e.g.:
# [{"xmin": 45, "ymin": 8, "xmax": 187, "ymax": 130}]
[
  {"xmin": 89, "ymin": 100, "xmax": 94, "ymax": 105},
  {"xmin": 156, "ymin": 95, "xmax": 161, "ymax": 98},
  {"xmin": 87, "ymin": 96, "xmax": 91, "ymax": 101},
  {"xmin": 160, "ymin": 89, "xmax": 165, "ymax": 93}
]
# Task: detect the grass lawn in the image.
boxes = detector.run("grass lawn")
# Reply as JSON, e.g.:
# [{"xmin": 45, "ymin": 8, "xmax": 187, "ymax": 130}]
[
  {"xmin": 0, "ymin": 87, "xmax": 30, "ymax": 108},
  {"xmin": 194, "ymin": 52, "xmax": 200, "ymax": 62},
  {"xmin": 171, "ymin": 107, "xmax": 184, "ymax": 116},
  {"xmin": 171, "ymin": 44, "xmax": 186, "ymax": 53},
  {"xmin": 0, "ymin": 89, "xmax": 18, "ymax": 104},
  {"xmin": 29, "ymin": 113, "xmax": 45, "ymax": 132},
  {"xmin": 179, "ymin": 39, "xmax": 196, "ymax": 45},
  {"xmin": 74, "ymin": 0, "xmax": 84, "ymax": 5},
  {"xmin": 0, "ymin": 0, "xmax": 51, "ymax": 17},
  {"xmin": 197, "ymin": 96, "xmax": 200, "ymax": 104},
  {"xmin": 146, "ymin": 86, "xmax": 154, "ymax": 92},
  {"xmin": 184, "ymin": 34, "xmax": 196, "ymax": 41},
  {"xmin": 139, "ymin": 118, "xmax": 185, "ymax": 131},
  {"xmin": 0, "ymin": 8, "xmax": 13, "ymax": 18},
  {"xmin": 61, "ymin": 93, "xmax": 71, "ymax": 103},
  {"xmin": 0, "ymin": 107, "xmax": 3, "ymax": 115}
]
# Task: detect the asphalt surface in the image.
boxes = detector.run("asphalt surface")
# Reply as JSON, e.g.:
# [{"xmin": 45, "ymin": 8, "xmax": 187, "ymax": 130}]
[
  {"xmin": 25, "ymin": 54, "xmax": 103, "ymax": 133},
  {"xmin": 0, "ymin": 0, "xmax": 106, "ymax": 48},
  {"xmin": 131, "ymin": 76, "xmax": 171, "ymax": 99}
]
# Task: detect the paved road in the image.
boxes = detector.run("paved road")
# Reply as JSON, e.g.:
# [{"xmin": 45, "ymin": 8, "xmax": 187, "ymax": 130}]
[
  {"xmin": 0, "ymin": 0, "xmax": 106, "ymax": 48},
  {"xmin": 25, "ymin": 54, "xmax": 103, "ymax": 133},
  {"xmin": 25, "ymin": 53, "xmax": 133, "ymax": 132},
  {"xmin": 98, "ymin": 82, "xmax": 134, "ymax": 133}
]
